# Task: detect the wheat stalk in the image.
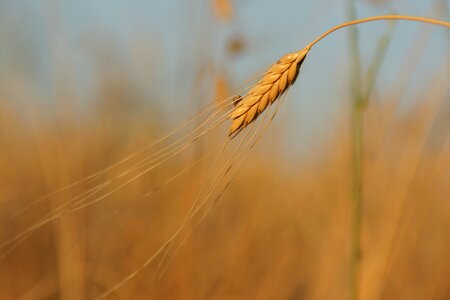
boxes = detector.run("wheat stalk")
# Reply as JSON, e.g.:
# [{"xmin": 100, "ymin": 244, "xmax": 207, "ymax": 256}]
[
  {"xmin": 228, "ymin": 15, "xmax": 450, "ymax": 137},
  {"xmin": 229, "ymin": 47, "xmax": 310, "ymax": 136}
]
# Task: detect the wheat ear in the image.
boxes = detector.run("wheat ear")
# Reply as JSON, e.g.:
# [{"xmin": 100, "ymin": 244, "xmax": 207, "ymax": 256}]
[
  {"xmin": 229, "ymin": 46, "xmax": 310, "ymax": 136},
  {"xmin": 228, "ymin": 15, "xmax": 450, "ymax": 137}
]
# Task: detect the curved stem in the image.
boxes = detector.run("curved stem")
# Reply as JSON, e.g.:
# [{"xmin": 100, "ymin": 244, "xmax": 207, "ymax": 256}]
[{"xmin": 307, "ymin": 15, "xmax": 450, "ymax": 49}]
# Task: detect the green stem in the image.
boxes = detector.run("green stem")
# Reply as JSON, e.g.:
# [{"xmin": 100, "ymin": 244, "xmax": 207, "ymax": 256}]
[
  {"xmin": 347, "ymin": 0, "xmax": 362, "ymax": 100},
  {"xmin": 346, "ymin": 2, "xmax": 363, "ymax": 300},
  {"xmin": 350, "ymin": 100, "xmax": 364, "ymax": 300}
]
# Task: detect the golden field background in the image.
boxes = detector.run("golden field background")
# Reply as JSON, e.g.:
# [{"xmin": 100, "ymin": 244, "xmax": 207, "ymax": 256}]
[{"xmin": 1, "ymin": 0, "xmax": 450, "ymax": 299}]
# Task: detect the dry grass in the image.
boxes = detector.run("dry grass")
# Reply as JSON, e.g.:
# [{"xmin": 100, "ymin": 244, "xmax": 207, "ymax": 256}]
[{"xmin": 1, "ymin": 93, "xmax": 450, "ymax": 299}]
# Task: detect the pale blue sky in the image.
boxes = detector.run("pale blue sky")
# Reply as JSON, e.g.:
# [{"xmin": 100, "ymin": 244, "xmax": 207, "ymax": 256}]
[{"xmin": 0, "ymin": 0, "xmax": 448, "ymax": 157}]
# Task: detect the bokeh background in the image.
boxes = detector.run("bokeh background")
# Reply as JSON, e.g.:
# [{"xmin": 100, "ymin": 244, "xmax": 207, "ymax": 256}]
[{"xmin": 1, "ymin": 0, "xmax": 450, "ymax": 299}]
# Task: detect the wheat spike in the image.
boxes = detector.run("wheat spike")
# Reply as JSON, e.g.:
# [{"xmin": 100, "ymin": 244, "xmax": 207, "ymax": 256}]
[{"xmin": 229, "ymin": 46, "xmax": 310, "ymax": 136}]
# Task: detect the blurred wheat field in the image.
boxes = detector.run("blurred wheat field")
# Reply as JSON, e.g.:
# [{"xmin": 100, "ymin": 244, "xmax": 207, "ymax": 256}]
[
  {"xmin": 1, "ymin": 1, "xmax": 450, "ymax": 300},
  {"xmin": 1, "ymin": 82, "xmax": 450, "ymax": 299}
]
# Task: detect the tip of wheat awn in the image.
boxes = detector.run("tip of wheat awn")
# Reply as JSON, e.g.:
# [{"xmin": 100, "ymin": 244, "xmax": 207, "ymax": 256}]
[{"xmin": 228, "ymin": 46, "xmax": 310, "ymax": 137}]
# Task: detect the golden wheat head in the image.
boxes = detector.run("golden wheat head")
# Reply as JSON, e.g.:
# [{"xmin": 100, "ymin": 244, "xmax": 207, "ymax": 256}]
[{"xmin": 228, "ymin": 46, "xmax": 310, "ymax": 137}]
